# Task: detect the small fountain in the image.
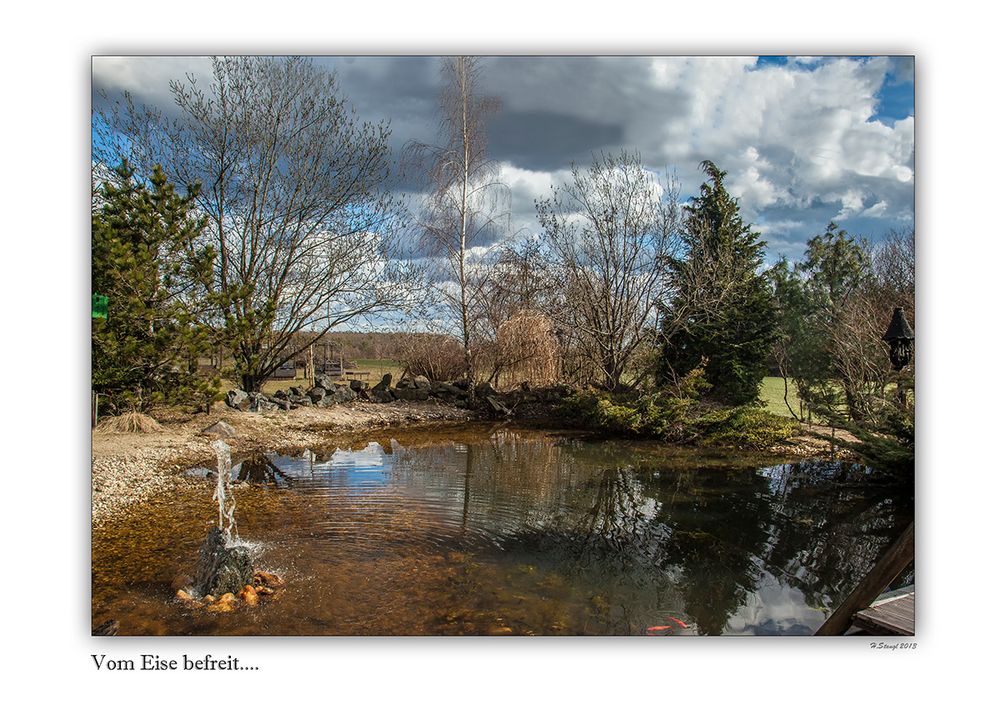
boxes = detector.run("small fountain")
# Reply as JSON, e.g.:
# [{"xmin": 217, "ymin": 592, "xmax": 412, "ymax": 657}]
[
  {"xmin": 175, "ymin": 440, "xmax": 284, "ymax": 612},
  {"xmin": 211, "ymin": 440, "xmax": 239, "ymax": 541},
  {"xmin": 191, "ymin": 440, "xmax": 253, "ymax": 597}
]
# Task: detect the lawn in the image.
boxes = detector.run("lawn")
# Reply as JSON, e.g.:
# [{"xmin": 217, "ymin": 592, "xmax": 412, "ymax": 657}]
[{"xmin": 760, "ymin": 376, "xmax": 803, "ymax": 419}]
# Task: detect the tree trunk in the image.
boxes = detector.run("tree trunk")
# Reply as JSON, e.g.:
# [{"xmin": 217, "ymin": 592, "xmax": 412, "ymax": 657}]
[{"xmin": 241, "ymin": 373, "xmax": 262, "ymax": 394}]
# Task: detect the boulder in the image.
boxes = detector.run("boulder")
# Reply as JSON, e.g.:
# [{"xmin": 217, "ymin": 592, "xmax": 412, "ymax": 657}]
[
  {"xmin": 395, "ymin": 376, "xmax": 416, "ymax": 390},
  {"xmin": 307, "ymin": 386, "xmax": 327, "ymax": 403},
  {"xmin": 394, "ymin": 387, "xmax": 430, "ymax": 402},
  {"xmin": 451, "ymin": 379, "xmax": 472, "ymax": 391},
  {"xmin": 330, "ymin": 385, "xmax": 357, "ymax": 404},
  {"xmin": 413, "ymin": 375, "xmax": 431, "ymax": 390},
  {"xmin": 372, "ymin": 373, "xmax": 393, "ymax": 392},
  {"xmin": 485, "ymin": 395, "xmax": 512, "ymax": 416},
  {"xmin": 249, "ymin": 393, "xmax": 277, "ymax": 412},
  {"xmin": 349, "ymin": 379, "xmax": 368, "ymax": 392},
  {"xmin": 315, "ymin": 375, "xmax": 338, "ymax": 392},
  {"xmin": 201, "ymin": 421, "xmax": 237, "ymax": 439},
  {"xmin": 269, "ymin": 397, "xmax": 292, "ymax": 411},
  {"xmin": 431, "ymin": 381, "xmax": 464, "ymax": 398},
  {"xmin": 225, "ymin": 389, "xmax": 250, "ymax": 411},
  {"xmin": 175, "ymin": 588, "xmax": 196, "ymax": 603},
  {"xmin": 192, "ymin": 528, "xmax": 254, "ymax": 598},
  {"xmin": 272, "ymin": 389, "xmax": 288, "ymax": 400},
  {"xmin": 371, "ymin": 389, "xmax": 394, "ymax": 403}
]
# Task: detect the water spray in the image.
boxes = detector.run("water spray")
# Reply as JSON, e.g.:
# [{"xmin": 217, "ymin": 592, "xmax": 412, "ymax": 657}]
[{"xmin": 210, "ymin": 439, "xmax": 239, "ymax": 542}]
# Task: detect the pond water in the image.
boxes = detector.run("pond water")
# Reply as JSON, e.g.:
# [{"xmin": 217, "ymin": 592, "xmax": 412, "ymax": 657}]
[{"xmin": 92, "ymin": 424, "xmax": 913, "ymax": 636}]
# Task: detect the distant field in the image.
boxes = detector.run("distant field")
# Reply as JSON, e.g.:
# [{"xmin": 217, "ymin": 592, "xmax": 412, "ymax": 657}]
[
  {"xmin": 760, "ymin": 376, "xmax": 802, "ymax": 419},
  {"xmin": 352, "ymin": 359, "xmax": 405, "ymax": 380}
]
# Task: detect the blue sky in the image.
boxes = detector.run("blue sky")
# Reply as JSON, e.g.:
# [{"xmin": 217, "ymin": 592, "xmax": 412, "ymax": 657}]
[{"xmin": 93, "ymin": 55, "xmax": 914, "ymax": 263}]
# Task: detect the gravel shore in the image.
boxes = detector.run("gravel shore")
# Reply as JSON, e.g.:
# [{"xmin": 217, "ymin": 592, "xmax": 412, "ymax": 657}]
[{"xmin": 91, "ymin": 402, "xmax": 474, "ymax": 526}]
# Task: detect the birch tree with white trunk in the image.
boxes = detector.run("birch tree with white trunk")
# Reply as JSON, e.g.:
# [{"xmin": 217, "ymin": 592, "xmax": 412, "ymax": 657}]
[{"xmin": 405, "ymin": 56, "xmax": 509, "ymax": 377}]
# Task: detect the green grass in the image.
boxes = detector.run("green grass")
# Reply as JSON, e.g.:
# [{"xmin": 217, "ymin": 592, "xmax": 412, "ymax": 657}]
[
  {"xmin": 352, "ymin": 358, "xmax": 405, "ymax": 380},
  {"xmin": 760, "ymin": 376, "xmax": 803, "ymax": 419}
]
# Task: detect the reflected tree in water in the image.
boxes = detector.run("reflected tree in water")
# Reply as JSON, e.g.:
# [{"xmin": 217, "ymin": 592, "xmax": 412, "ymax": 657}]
[
  {"xmin": 642, "ymin": 468, "xmax": 774, "ymax": 635},
  {"xmin": 235, "ymin": 454, "xmax": 295, "ymax": 487},
  {"xmin": 754, "ymin": 460, "xmax": 913, "ymax": 611}
]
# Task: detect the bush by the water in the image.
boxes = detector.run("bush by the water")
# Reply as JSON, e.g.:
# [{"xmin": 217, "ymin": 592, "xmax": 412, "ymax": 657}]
[
  {"xmin": 560, "ymin": 384, "xmax": 798, "ymax": 450},
  {"xmin": 562, "ymin": 391, "xmax": 693, "ymax": 440},
  {"xmin": 838, "ymin": 407, "xmax": 914, "ymax": 476},
  {"xmin": 688, "ymin": 405, "xmax": 799, "ymax": 450}
]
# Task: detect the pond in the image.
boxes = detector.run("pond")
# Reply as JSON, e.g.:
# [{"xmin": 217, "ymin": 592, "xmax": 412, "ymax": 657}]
[{"xmin": 92, "ymin": 424, "xmax": 913, "ymax": 636}]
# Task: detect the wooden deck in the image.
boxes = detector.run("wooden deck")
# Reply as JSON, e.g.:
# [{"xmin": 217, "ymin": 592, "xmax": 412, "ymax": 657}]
[{"xmin": 851, "ymin": 587, "xmax": 915, "ymax": 636}]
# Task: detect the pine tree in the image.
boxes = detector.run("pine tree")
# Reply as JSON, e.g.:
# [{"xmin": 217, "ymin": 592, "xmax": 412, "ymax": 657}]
[
  {"xmin": 92, "ymin": 160, "xmax": 219, "ymax": 413},
  {"xmin": 658, "ymin": 161, "xmax": 777, "ymax": 405}
]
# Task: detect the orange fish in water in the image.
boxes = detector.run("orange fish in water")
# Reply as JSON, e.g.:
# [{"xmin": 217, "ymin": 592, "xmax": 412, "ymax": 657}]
[
  {"xmin": 645, "ymin": 625, "xmax": 675, "ymax": 635},
  {"xmin": 645, "ymin": 617, "xmax": 690, "ymax": 635}
]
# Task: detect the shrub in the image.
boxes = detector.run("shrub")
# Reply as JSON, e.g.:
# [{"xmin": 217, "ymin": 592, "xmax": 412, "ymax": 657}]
[
  {"xmin": 561, "ymin": 392, "xmax": 687, "ymax": 439},
  {"xmin": 95, "ymin": 411, "xmax": 164, "ymax": 434},
  {"xmin": 398, "ymin": 333, "xmax": 467, "ymax": 380},
  {"xmin": 689, "ymin": 405, "xmax": 798, "ymax": 449}
]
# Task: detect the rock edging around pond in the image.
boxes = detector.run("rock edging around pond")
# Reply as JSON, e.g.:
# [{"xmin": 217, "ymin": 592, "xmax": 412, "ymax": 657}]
[{"xmin": 225, "ymin": 374, "xmax": 574, "ymax": 418}]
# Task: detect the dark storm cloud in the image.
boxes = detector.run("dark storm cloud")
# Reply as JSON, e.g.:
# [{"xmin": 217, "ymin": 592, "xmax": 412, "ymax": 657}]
[{"xmin": 487, "ymin": 110, "xmax": 623, "ymax": 171}]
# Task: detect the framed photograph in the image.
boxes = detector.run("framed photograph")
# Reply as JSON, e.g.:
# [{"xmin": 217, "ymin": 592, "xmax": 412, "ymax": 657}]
[{"xmin": 91, "ymin": 54, "xmax": 914, "ymax": 638}]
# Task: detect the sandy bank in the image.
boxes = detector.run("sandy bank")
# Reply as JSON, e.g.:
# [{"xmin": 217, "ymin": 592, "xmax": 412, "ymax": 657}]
[{"xmin": 91, "ymin": 402, "xmax": 474, "ymax": 526}]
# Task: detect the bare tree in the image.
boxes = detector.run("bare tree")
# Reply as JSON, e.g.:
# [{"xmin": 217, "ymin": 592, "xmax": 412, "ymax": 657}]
[
  {"xmin": 536, "ymin": 151, "xmax": 679, "ymax": 391},
  {"xmin": 405, "ymin": 56, "xmax": 509, "ymax": 376},
  {"xmin": 94, "ymin": 56, "xmax": 423, "ymax": 393}
]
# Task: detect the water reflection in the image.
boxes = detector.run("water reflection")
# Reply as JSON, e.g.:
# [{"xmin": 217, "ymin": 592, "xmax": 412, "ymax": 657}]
[{"xmin": 93, "ymin": 425, "xmax": 912, "ymax": 636}]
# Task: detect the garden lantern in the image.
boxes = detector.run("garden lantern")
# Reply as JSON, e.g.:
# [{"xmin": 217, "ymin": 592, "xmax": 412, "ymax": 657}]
[{"xmin": 882, "ymin": 307, "xmax": 914, "ymax": 371}]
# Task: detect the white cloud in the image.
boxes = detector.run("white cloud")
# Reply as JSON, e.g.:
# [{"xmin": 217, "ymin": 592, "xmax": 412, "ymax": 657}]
[
  {"xmin": 861, "ymin": 200, "xmax": 889, "ymax": 218},
  {"xmin": 94, "ymin": 55, "xmax": 914, "ymax": 264}
]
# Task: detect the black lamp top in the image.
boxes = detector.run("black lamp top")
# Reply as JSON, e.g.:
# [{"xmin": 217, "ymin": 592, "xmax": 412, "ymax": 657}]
[{"xmin": 882, "ymin": 307, "xmax": 914, "ymax": 342}]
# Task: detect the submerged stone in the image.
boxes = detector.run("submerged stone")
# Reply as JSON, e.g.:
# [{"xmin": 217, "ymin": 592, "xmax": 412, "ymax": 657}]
[
  {"xmin": 192, "ymin": 528, "xmax": 254, "ymax": 598},
  {"xmin": 239, "ymin": 585, "xmax": 259, "ymax": 606}
]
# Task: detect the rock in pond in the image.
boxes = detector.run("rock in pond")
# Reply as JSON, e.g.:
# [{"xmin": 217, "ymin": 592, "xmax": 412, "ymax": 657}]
[
  {"xmin": 239, "ymin": 584, "xmax": 259, "ymax": 606},
  {"xmin": 254, "ymin": 570, "xmax": 285, "ymax": 588},
  {"xmin": 206, "ymin": 592, "xmax": 238, "ymax": 613},
  {"xmin": 192, "ymin": 528, "xmax": 254, "ymax": 599}
]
